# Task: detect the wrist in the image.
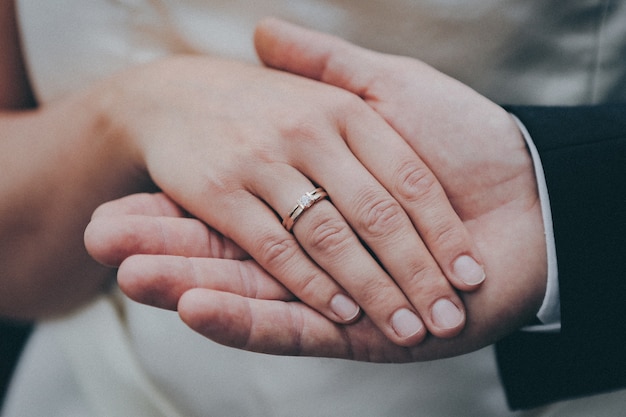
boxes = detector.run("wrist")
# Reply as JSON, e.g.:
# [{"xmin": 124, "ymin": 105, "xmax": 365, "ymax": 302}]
[
  {"xmin": 511, "ymin": 114, "xmax": 558, "ymax": 327},
  {"xmin": 0, "ymin": 89, "xmax": 151, "ymax": 319},
  {"xmin": 89, "ymin": 75, "xmax": 149, "ymax": 187}
]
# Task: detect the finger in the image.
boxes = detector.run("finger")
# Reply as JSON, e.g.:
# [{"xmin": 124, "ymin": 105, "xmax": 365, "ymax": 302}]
[
  {"xmin": 91, "ymin": 192, "xmax": 186, "ymax": 219},
  {"xmin": 255, "ymin": 19, "xmax": 485, "ymax": 291},
  {"xmin": 250, "ymin": 159, "xmax": 438, "ymax": 346},
  {"xmin": 89, "ymin": 192, "xmax": 362, "ymax": 327},
  {"xmin": 344, "ymin": 113, "xmax": 487, "ymax": 296},
  {"xmin": 205, "ymin": 189, "xmax": 364, "ymax": 325},
  {"xmin": 254, "ymin": 164, "xmax": 427, "ymax": 346},
  {"xmin": 255, "ymin": 18, "xmax": 368, "ymax": 88},
  {"xmin": 244, "ymin": 89, "xmax": 469, "ymax": 340},
  {"xmin": 85, "ymin": 211, "xmax": 248, "ymax": 267},
  {"xmin": 295, "ymin": 110, "xmax": 468, "ymax": 339},
  {"xmin": 256, "ymin": 17, "xmax": 486, "ymax": 313},
  {"xmin": 86, "ymin": 192, "xmax": 192, "ymax": 266},
  {"xmin": 118, "ymin": 255, "xmax": 293, "ymax": 310},
  {"xmin": 178, "ymin": 288, "xmax": 417, "ymax": 362},
  {"xmin": 292, "ymin": 201, "xmax": 429, "ymax": 345},
  {"xmin": 265, "ymin": 89, "xmax": 471, "ymax": 339},
  {"xmin": 178, "ymin": 287, "xmax": 510, "ymax": 362}
]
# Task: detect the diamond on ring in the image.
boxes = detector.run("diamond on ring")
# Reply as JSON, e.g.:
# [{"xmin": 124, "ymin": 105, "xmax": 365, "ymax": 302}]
[
  {"xmin": 299, "ymin": 194, "xmax": 314, "ymax": 208},
  {"xmin": 282, "ymin": 187, "xmax": 328, "ymax": 232}
]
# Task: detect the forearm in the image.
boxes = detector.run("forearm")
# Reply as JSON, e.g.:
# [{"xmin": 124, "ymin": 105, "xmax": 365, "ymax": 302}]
[{"xmin": 0, "ymin": 92, "xmax": 150, "ymax": 320}]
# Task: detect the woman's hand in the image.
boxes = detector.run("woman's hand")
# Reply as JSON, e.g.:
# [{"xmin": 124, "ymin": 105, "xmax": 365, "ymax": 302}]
[
  {"xmin": 90, "ymin": 56, "xmax": 485, "ymax": 345},
  {"xmin": 251, "ymin": 18, "xmax": 547, "ymax": 350}
]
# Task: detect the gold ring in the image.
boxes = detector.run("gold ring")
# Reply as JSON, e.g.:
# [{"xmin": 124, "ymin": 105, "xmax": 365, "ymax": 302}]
[{"xmin": 282, "ymin": 187, "xmax": 328, "ymax": 232}]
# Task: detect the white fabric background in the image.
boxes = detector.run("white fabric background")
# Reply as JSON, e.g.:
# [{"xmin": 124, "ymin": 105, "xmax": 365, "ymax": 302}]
[{"xmin": 5, "ymin": 1, "xmax": 626, "ymax": 416}]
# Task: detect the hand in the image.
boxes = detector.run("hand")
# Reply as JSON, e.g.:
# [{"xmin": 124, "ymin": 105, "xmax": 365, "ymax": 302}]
[
  {"xmin": 88, "ymin": 153, "xmax": 545, "ymax": 363},
  {"xmin": 87, "ymin": 22, "xmax": 547, "ymax": 361},
  {"xmin": 90, "ymin": 56, "xmax": 487, "ymax": 345},
  {"xmin": 192, "ymin": 19, "xmax": 546, "ymax": 359},
  {"xmin": 87, "ymin": 192, "xmax": 469, "ymax": 361},
  {"xmin": 86, "ymin": 193, "xmax": 295, "ymax": 311}
]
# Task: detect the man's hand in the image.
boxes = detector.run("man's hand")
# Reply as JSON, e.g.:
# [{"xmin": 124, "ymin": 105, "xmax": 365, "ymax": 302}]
[{"xmin": 85, "ymin": 193, "xmax": 293, "ymax": 311}]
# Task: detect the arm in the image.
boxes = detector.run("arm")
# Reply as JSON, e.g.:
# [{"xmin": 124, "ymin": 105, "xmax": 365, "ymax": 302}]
[{"xmin": 0, "ymin": 0, "xmax": 144, "ymax": 319}]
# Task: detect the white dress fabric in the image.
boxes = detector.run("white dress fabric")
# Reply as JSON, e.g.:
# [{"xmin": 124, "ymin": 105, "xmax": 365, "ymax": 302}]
[{"xmin": 4, "ymin": 1, "xmax": 626, "ymax": 416}]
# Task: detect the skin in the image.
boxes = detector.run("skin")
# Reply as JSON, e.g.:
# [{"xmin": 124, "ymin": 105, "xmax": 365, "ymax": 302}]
[
  {"xmin": 0, "ymin": 0, "xmax": 135, "ymax": 318},
  {"xmin": 85, "ymin": 19, "xmax": 548, "ymax": 361},
  {"xmin": 1, "ymin": 5, "xmax": 479, "ymax": 346}
]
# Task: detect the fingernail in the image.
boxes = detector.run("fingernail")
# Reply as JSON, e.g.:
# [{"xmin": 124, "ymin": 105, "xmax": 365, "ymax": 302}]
[
  {"xmin": 432, "ymin": 299, "xmax": 464, "ymax": 329},
  {"xmin": 391, "ymin": 308, "xmax": 424, "ymax": 338},
  {"xmin": 331, "ymin": 294, "xmax": 360, "ymax": 322},
  {"xmin": 453, "ymin": 255, "xmax": 486, "ymax": 286}
]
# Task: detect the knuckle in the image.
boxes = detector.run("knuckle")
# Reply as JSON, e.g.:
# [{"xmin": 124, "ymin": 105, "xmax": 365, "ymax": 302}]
[
  {"xmin": 324, "ymin": 89, "xmax": 371, "ymax": 126},
  {"xmin": 276, "ymin": 303, "xmax": 305, "ymax": 355},
  {"xmin": 279, "ymin": 117, "xmax": 339, "ymax": 157},
  {"xmin": 293, "ymin": 270, "xmax": 326, "ymax": 301},
  {"xmin": 252, "ymin": 230, "xmax": 328, "ymax": 306},
  {"xmin": 301, "ymin": 214, "xmax": 353, "ymax": 256},
  {"xmin": 408, "ymin": 261, "xmax": 439, "ymax": 285},
  {"xmin": 394, "ymin": 160, "xmax": 439, "ymax": 203},
  {"xmin": 358, "ymin": 279, "xmax": 396, "ymax": 307},
  {"xmin": 235, "ymin": 261, "xmax": 257, "ymax": 298},
  {"xmin": 403, "ymin": 262, "xmax": 445, "ymax": 297},
  {"xmin": 354, "ymin": 189, "xmax": 406, "ymax": 238},
  {"xmin": 280, "ymin": 116, "xmax": 321, "ymax": 143},
  {"xmin": 334, "ymin": 89, "xmax": 366, "ymax": 111},
  {"xmin": 253, "ymin": 232, "xmax": 300, "ymax": 271},
  {"xmin": 425, "ymin": 221, "xmax": 466, "ymax": 255}
]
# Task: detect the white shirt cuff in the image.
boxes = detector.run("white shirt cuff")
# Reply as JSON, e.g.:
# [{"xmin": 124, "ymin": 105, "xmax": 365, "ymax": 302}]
[{"xmin": 511, "ymin": 115, "xmax": 561, "ymax": 333}]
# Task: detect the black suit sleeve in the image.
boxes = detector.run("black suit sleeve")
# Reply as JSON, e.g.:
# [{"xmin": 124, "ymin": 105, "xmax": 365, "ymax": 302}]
[{"xmin": 495, "ymin": 105, "xmax": 626, "ymax": 409}]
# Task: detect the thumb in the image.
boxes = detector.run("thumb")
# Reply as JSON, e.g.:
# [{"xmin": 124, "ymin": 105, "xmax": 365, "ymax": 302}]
[{"xmin": 254, "ymin": 17, "xmax": 376, "ymax": 94}]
